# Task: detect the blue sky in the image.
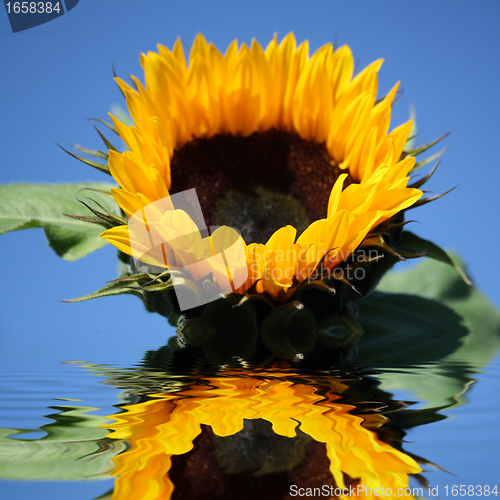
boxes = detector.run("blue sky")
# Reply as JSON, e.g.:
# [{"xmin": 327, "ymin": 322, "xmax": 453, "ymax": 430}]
[{"xmin": 1, "ymin": 1, "xmax": 500, "ymax": 355}]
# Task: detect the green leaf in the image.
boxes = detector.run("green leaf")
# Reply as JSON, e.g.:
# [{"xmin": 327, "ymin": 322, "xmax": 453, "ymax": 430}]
[
  {"xmin": 357, "ymin": 292, "xmax": 469, "ymax": 366},
  {"xmin": 356, "ymin": 290, "xmax": 473, "ymax": 409},
  {"xmin": 0, "ymin": 183, "xmax": 118, "ymax": 261},
  {"xmin": 398, "ymin": 231, "xmax": 471, "ymax": 284},
  {"xmin": 376, "ymin": 257, "xmax": 500, "ymax": 365}
]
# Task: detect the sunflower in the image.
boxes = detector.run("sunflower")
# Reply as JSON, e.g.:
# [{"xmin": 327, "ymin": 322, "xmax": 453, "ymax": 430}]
[
  {"xmin": 100, "ymin": 33, "xmax": 422, "ymax": 301},
  {"xmin": 105, "ymin": 370, "xmax": 422, "ymax": 500}
]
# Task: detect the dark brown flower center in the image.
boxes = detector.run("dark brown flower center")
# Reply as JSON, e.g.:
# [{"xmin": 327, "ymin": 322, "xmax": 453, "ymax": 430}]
[
  {"xmin": 170, "ymin": 130, "xmax": 355, "ymax": 243},
  {"xmin": 169, "ymin": 422, "xmax": 359, "ymax": 500}
]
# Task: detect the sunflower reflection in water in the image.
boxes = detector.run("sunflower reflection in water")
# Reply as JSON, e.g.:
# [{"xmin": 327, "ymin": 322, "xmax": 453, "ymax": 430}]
[{"xmin": 105, "ymin": 370, "xmax": 425, "ymax": 500}]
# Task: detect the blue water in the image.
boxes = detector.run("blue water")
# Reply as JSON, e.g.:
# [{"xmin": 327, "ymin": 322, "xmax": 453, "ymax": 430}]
[{"xmin": 1, "ymin": 341, "xmax": 499, "ymax": 499}]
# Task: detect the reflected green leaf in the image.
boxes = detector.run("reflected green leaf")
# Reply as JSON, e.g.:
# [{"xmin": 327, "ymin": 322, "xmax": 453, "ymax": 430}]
[{"xmin": 0, "ymin": 405, "xmax": 124, "ymax": 480}]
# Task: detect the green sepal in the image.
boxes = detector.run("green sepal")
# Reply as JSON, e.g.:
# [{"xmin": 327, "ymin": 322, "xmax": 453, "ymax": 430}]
[
  {"xmin": 317, "ymin": 321, "xmax": 351, "ymax": 348},
  {"xmin": 109, "ymin": 272, "xmax": 156, "ymax": 283},
  {"xmin": 200, "ymin": 295, "xmax": 259, "ymax": 364},
  {"xmin": 65, "ymin": 197, "xmax": 125, "ymax": 229},
  {"xmin": 410, "ymin": 186, "xmax": 457, "ymax": 209},
  {"xmin": 238, "ymin": 294, "xmax": 274, "ymax": 328},
  {"xmin": 168, "ymin": 275, "xmax": 213, "ymax": 307},
  {"xmin": 92, "ymin": 490, "xmax": 114, "ymax": 500},
  {"xmin": 57, "ymin": 144, "xmax": 111, "ymax": 176},
  {"xmin": 71, "ymin": 144, "xmax": 108, "ymax": 160},
  {"xmin": 317, "ymin": 307, "xmax": 364, "ymax": 353},
  {"xmin": 411, "ymin": 146, "xmax": 448, "ymax": 174},
  {"xmin": 102, "ymin": 267, "xmax": 181, "ymax": 321},
  {"xmin": 87, "ymin": 118, "xmax": 119, "ymax": 135},
  {"xmin": 61, "ymin": 276, "xmax": 148, "ymax": 303},
  {"xmin": 409, "ymin": 163, "xmax": 439, "ymax": 189},
  {"xmin": 404, "ymin": 132, "xmax": 450, "ymax": 167},
  {"xmin": 144, "ymin": 290, "xmax": 179, "ymax": 322},
  {"xmin": 61, "ymin": 214, "xmax": 112, "ymax": 228},
  {"xmin": 62, "ymin": 269, "xmax": 177, "ymax": 318},
  {"xmin": 296, "ymin": 280, "xmax": 340, "ymax": 322},
  {"xmin": 334, "ymin": 246, "xmax": 399, "ymax": 302},
  {"xmin": 78, "ymin": 187, "xmax": 115, "ymax": 201},
  {"xmin": 127, "ymin": 280, "xmax": 174, "ymax": 292},
  {"xmin": 260, "ymin": 304, "xmax": 316, "ymax": 358},
  {"xmin": 177, "ymin": 316, "xmax": 218, "ymax": 346},
  {"xmin": 93, "ymin": 124, "xmax": 119, "ymax": 152},
  {"xmin": 78, "ymin": 195, "xmax": 127, "ymax": 224},
  {"xmin": 398, "ymin": 231, "xmax": 471, "ymax": 285}
]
